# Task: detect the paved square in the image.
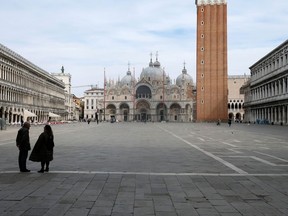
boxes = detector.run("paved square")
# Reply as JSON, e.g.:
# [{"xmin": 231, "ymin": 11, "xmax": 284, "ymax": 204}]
[{"xmin": 0, "ymin": 122, "xmax": 288, "ymax": 215}]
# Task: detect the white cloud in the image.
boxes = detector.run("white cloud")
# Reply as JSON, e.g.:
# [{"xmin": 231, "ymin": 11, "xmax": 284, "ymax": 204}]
[{"xmin": 1, "ymin": 0, "xmax": 287, "ymax": 96}]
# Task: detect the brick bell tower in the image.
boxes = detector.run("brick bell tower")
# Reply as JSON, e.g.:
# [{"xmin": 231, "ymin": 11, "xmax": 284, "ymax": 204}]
[{"xmin": 195, "ymin": 0, "xmax": 228, "ymax": 122}]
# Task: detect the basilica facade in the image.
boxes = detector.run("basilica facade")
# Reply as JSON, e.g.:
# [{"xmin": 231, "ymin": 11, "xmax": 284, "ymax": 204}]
[{"xmin": 102, "ymin": 56, "xmax": 195, "ymax": 122}]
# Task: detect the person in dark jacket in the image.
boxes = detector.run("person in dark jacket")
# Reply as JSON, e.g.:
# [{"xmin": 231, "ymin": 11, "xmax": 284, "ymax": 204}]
[
  {"xmin": 16, "ymin": 122, "xmax": 31, "ymax": 172},
  {"xmin": 228, "ymin": 118, "xmax": 232, "ymax": 127},
  {"xmin": 29, "ymin": 124, "xmax": 54, "ymax": 173}
]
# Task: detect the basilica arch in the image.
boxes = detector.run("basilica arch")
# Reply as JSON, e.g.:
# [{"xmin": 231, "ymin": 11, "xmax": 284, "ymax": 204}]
[
  {"xmin": 169, "ymin": 103, "xmax": 181, "ymax": 122},
  {"xmin": 119, "ymin": 103, "xmax": 130, "ymax": 122},
  {"xmin": 156, "ymin": 103, "xmax": 167, "ymax": 122},
  {"xmin": 135, "ymin": 99, "xmax": 151, "ymax": 121},
  {"xmin": 106, "ymin": 104, "xmax": 116, "ymax": 121},
  {"xmin": 136, "ymin": 85, "xmax": 152, "ymax": 99}
]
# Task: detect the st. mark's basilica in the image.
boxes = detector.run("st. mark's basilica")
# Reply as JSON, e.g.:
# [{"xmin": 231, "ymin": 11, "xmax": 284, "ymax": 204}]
[{"xmin": 101, "ymin": 54, "xmax": 195, "ymax": 122}]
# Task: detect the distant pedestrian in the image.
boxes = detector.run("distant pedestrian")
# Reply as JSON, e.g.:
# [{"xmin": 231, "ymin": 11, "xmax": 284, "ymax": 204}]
[
  {"xmin": 16, "ymin": 122, "xmax": 31, "ymax": 172},
  {"xmin": 29, "ymin": 125, "xmax": 54, "ymax": 173},
  {"xmin": 217, "ymin": 119, "xmax": 221, "ymax": 126},
  {"xmin": 87, "ymin": 119, "xmax": 91, "ymax": 124},
  {"xmin": 228, "ymin": 118, "xmax": 232, "ymax": 127},
  {"xmin": 95, "ymin": 113, "xmax": 99, "ymax": 124}
]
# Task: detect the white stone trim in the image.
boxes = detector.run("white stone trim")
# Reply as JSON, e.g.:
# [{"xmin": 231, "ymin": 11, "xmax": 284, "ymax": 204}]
[{"xmin": 196, "ymin": 0, "xmax": 227, "ymax": 6}]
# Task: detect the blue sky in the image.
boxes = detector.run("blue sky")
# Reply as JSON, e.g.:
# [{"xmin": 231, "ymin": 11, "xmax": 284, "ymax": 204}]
[{"xmin": 0, "ymin": 0, "xmax": 287, "ymax": 97}]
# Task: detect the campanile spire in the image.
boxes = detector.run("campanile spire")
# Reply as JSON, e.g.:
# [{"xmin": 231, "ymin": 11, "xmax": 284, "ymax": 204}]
[{"xmin": 195, "ymin": 0, "xmax": 228, "ymax": 122}]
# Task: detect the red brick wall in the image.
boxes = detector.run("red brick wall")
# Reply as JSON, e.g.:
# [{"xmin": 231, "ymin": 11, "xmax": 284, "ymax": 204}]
[{"xmin": 196, "ymin": 4, "xmax": 228, "ymax": 122}]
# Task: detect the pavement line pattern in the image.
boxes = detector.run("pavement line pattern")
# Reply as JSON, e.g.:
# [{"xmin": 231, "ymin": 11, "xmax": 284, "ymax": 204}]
[
  {"xmin": 1, "ymin": 171, "xmax": 288, "ymax": 176},
  {"xmin": 228, "ymin": 148, "xmax": 242, "ymax": 154},
  {"xmin": 158, "ymin": 126, "xmax": 248, "ymax": 174},
  {"xmin": 251, "ymin": 156, "xmax": 280, "ymax": 166},
  {"xmin": 254, "ymin": 151, "xmax": 288, "ymax": 163},
  {"xmin": 226, "ymin": 156, "xmax": 288, "ymax": 167},
  {"xmin": 197, "ymin": 137, "xmax": 205, "ymax": 142},
  {"xmin": 221, "ymin": 141, "xmax": 237, "ymax": 147},
  {"xmin": 192, "ymin": 133, "xmax": 237, "ymax": 147},
  {"xmin": 233, "ymin": 139, "xmax": 241, "ymax": 143}
]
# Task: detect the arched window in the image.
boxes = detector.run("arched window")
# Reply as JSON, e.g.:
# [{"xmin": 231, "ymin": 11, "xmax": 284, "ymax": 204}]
[{"xmin": 136, "ymin": 86, "xmax": 152, "ymax": 99}]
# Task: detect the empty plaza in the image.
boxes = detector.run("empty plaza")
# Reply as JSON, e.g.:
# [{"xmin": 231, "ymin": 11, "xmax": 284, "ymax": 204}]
[{"xmin": 0, "ymin": 122, "xmax": 288, "ymax": 216}]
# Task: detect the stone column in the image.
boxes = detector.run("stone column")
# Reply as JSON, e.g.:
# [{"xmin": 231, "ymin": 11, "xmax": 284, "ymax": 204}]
[
  {"xmin": 271, "ymin": 107, "xmax": 275, "ymax": 123},
  {"xmin": 277, "ymin": 106, "xmax": 281, "ymax": 123},
  {"xmin": 282, "ymin": 105, "xmax": 286, "ymax": 124},
  {"xmin": 268, "ymin": 107, "xmax": 271, "ymax": 123},
  {"xmin": 283, "ymin": 78, "xmax": 285, "ymax": 94},
  {"xmin": 251, "ymin": 109, "xmax": 255, "ymax": 122},
  {"xmin": 286, "ymin": 105, "xmax": 288, "ymax": 124},
  {"xmin": 280, "ymin": 106, "xmax": 283, "ymax": 124}
]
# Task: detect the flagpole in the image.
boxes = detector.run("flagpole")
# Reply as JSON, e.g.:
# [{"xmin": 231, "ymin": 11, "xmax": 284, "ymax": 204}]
[
  {"xmin": 133, "ymin": 67, "xmax": 135, "ymax": 121},
  {"xmin": 163, "ymin": 67, "xmax": 165, "ymax": 121},
  {"xmin": 104, "ymin": 68, "xmax": 106, "ymax": 121}
]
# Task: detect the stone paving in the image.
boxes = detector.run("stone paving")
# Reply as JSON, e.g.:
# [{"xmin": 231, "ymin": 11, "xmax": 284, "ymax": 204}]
[{"xmin": 0, "ymin": 122, "xmax": 288, "ymax": 216}]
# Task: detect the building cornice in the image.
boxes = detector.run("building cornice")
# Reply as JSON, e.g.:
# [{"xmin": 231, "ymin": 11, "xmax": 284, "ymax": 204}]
[
  {"xmin": 0, "ymin": 43, "xmax": 64, "ymax": 88},
  {"xmin": 195, "ymin": 0, "xmax": 227, "ymax": 6}
]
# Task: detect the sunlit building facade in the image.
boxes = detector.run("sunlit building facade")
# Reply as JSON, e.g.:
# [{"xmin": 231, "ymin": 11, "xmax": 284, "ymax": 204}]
[
  {"xmin": 83, "ymin": 87, "xmax": 104, "ymax": 121},
  {"xmin": 242, "ymin": 40, "xmax": 288, "ymax": 125},
  {"xmin": 0, "ymin": 43, "xmax": 65, "ymax": 125},
  {"xmin": 228, "ymin": 75, "xmax": 250, "ymax": 122},
  {"xmin": 51, "ymin": 67, "xmax": 74, "ymax": 120}
]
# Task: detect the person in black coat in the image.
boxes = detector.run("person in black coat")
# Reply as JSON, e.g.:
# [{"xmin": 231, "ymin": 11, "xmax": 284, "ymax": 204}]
[
  {"xmin": 16, "ymin": 122, "xmax": 31, "ymax": 172},
  {"xmin": 228, "ymin": 118, "xmax": 232, "ymax": 127},
  {"xmin": 29, "ymin": 124, "xmax": 54, "ymax": 173}
]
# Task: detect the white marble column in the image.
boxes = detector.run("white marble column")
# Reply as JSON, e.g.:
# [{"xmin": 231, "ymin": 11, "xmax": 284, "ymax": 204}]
[
  {"xmin": 272, "ymin": 107, "xmax": 275, "ymax": 123},
  {"xmin": 286, "ymin": 105, "xmax": 288, "ymax": 124},
  {"xmin": 277, "ymin": 106, "xmax": 281, "ymax": 123},
  {"xmin": 282, "ymin": 106, "xmax": 286, "ymax": 124},
  {"xmin": 268, "ymin": 107, "xmax": 271, "ymax": 123}
]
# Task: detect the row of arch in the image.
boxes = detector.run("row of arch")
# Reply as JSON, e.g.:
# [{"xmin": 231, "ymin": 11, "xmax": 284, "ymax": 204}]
[
  {"xmin": 0, "ymin": 106, "xmax": 49, "ymax": 124},
  {"xmin": 103, "ymin": 100, "xmax": 193, "ymax": 122},
  {"xmin": 251, "ymin": 76, "xmax": 288, "ymax": 101},
  {"xmin": 228, "ymin": 112, "xmax": 243, "ymax": 122},
  {"xmin": 228, "ymin": 103, "xmax": 243, "ymax": 110}
]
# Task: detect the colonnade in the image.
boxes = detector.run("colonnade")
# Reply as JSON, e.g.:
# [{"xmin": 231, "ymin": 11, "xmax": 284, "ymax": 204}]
[
  {"xmin": 0, "ymin": 106, "xmax": 49, "ymax": 124},
  {"xmin": 250, "ymin": 105, "xmax": 288, "ymax": 124},
  {"xmin": 243, "ymin": 41, "xmax": 288, "ymax": 125},
  {"xmin": 251, "ymin": 76, "xmax": 288, "ymax": 100},
  {"xmin": 101, "ymin": 102, "xmax": 193, "ymax": 122},
  {"xmin": 0, "ymin": 43, "xmax": 66, "ymax": 126}
]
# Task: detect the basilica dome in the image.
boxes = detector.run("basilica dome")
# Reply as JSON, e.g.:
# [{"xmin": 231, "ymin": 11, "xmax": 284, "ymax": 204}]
[
  {"xmin": 176, "ymin": 66, "xmax": 193, "ymax": 86},
  {"xmin": 140, "ymin": 57, "xmax": 164, "ymax": 83},
  {"xmin": 120, "ymin": 69, "xmax": 135, "ymax": 87}
]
